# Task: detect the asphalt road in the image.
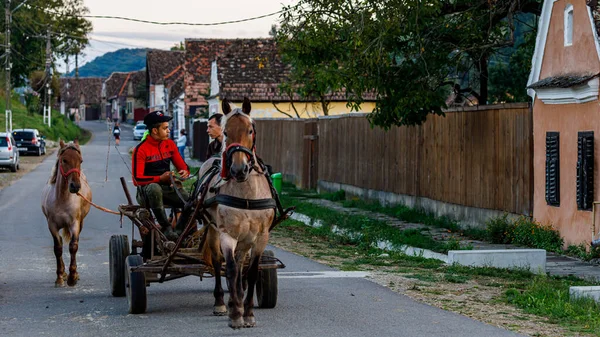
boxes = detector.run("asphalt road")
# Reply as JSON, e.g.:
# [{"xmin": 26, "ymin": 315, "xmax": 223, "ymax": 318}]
[{"xmin": 0, "ymin": 121, "xmax": 524, "ymax": 337}]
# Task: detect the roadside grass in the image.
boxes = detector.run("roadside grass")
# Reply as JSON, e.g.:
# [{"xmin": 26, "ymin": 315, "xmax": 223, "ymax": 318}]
[
  {"xmin": 275, "ymin": 182, "xmax": 600, "ymax": 335},
  {"xmin": 279, "ymin": 190, "xmax": 467, "ymax": 254},
  {"xmin": 0, "ymin": 94, "xmax": 88, "ymax": 142}
]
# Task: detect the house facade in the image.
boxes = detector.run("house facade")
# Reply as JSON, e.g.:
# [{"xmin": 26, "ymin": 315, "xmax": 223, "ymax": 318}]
[
  {"xmin": 102, "ymin": 70, "xmax": 146, "ymax": 122},
  {"xmin": 58, "ymin": 77, "xmax": 104, "ymax": 121},
  {"xmin": 185, "ymin": 38, "xmax": 376, "ymax": 119},
  {"xmin": 527, "ymin": 0, "xmax": 600, "ymax": 246}
]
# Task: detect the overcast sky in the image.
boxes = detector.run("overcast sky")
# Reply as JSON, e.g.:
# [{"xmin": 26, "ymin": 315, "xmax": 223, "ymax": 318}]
[{"xmin": 57, "ymin": 0, "xmax": 295, "ymax": 72}]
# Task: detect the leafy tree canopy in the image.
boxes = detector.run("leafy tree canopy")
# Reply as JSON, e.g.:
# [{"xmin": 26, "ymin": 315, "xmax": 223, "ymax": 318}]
[
  {"xmin": 1, "ymin": 0, "xmax": 92, "ymax": 87},
  {"xmin": 278, "ymin": 0, "xmax": 542, "ymax": 128},
  {"xmin": 65, "ymin": 48, "xmax": 147, "ymax": 78}
]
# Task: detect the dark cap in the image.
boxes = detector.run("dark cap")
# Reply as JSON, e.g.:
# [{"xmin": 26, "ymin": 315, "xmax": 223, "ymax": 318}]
[{"xmin": 144, "ymin": 111, "xmax": 172, "ymax": 126}]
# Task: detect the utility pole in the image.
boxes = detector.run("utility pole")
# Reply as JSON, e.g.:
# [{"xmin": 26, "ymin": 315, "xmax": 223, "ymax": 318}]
[
  {"xmin": 43, "ymin": 28, "xmax": 51, "ymax": 127},
  {"xmin": 5, "ymin": 0, "xmax": 11, "ymax": 134}
]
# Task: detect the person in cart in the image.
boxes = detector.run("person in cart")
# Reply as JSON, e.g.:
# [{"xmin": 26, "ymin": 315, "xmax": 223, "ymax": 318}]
[{"xmin": 131, "ymin": 111, "xmax": 190, "ymax": 244}]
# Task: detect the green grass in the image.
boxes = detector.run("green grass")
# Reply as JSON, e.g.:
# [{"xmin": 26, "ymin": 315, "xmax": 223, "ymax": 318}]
[
  {"xmin": 279, "ymin": 191, "xmax": 467, "ymax": 254},
  {"xmin": 0, "ymin": 94, "xmax": 88, "ymax": 143},
  {"xmin": 505, "ymin": 275, "xmax": 600, "ymax": 334}
]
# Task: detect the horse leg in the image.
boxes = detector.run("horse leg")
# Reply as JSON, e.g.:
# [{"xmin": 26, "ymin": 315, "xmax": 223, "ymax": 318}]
[
  {"xmin": 242, "ymin": 253, "xmax": 261, "ymax": 328},
  {"xmin": 67, "ymin": 224, "xmax": 80, "ymax": 286},
  {"xmin": 222, "ymin": 236, "xmax": 243, "ymax": 329},
  {"xmin": 50, "ymin": 227, "xmax": 66, "ymax": 287},
  {"xmin": 212, "ymin": 253, "xmax": 227, "ymax": 316}
]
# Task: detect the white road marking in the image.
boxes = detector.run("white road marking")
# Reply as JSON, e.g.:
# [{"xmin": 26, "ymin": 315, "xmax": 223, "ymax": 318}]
[{"xmin": 277, "ymin": 271, "xmax": 370, "ymax": 279}]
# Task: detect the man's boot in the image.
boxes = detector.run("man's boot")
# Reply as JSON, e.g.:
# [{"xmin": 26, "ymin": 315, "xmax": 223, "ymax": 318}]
[{"xmin": 151, "ymin": 208, "xmax": 179, "ymax": 241}]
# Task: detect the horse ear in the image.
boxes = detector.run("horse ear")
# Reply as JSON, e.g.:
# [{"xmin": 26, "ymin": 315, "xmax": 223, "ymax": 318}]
[
  {"xmin": 242, "ymin": 97, "xmax": 251, "ymax": 114},
  {"xmin": 74, "ymin": 139, "xmax": 79, "ymax": 146},
  {"xmin": 222, "ymin": 98, "xmax": 232, "ymax": 115},
  {"xmin": 59, "ymin": 139, "xmax": 65, "ymax": 149}
]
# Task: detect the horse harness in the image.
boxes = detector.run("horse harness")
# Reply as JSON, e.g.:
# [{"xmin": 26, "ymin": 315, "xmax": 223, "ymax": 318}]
[{"xmin": 59, "ymin": 146, "xmax": 82, "ymax": 179}]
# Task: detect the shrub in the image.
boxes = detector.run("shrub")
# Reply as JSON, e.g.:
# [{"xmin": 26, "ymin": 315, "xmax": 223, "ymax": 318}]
[
  {"xmin": 509, "ymin": 216, "xmax": 563, "ymax": 253},
  {"xmin": 486, "ymin": 214, "xmax": 514, "ymax": 244}
]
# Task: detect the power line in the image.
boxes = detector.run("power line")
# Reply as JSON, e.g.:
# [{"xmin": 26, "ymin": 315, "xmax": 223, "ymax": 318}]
[{"xmin": 37, "ymin": 6, "xmax": 285, "ymax": 26}]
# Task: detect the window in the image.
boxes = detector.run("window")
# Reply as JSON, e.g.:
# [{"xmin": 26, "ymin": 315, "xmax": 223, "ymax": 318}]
[
  {"xmin": 546, "ymin": 132, "xmax": 560, "ymax": 206},
  {"xmin": 127, "ymin": 101, "xmax": 133, "ymax": 115},
  {"xmin": 577, "ymin": 131, "xmax": 594, "ymax": 211},
  {"xmin": 150, "ymin": 92, "xmax": 155, "ymax": 107},
  {"xmin": 565, "ymin": 5, "xmax": 573, "ymax": 46}
]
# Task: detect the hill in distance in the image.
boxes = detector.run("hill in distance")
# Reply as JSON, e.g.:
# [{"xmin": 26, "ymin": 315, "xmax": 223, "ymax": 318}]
[{"xmin": 65, "ymin": 48, "xmax": 148, "ymax": 78}]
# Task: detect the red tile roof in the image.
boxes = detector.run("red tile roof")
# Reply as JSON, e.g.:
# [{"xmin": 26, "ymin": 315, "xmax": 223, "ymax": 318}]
[{"xmin": 59, "ymin": 77, "xmax": 104, "ymax": 108}]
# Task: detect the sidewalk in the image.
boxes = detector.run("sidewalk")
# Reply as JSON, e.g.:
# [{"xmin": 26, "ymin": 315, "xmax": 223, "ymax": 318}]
[{"xmin": 302, "ymin": 198, "xmax": 600, "ymax": 282}]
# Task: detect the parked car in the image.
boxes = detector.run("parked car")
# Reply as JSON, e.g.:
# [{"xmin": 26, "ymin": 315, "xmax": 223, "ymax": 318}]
[
  {"xmin": 12, "ymin": 129, "xmax": 46, "ymax": 156},
  {"xmin": 133, "ymin": 124, "xmax": 147, "ymax": 140},
  {"xmin": 0, "ymin": 132, "xmax": 20, "ymax": 172}
]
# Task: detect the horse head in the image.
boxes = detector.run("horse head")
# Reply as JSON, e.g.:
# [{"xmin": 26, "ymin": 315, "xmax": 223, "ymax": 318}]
[
  {"xmin": 58, "ymin": 139, "xmax": 83, "ymax": 193},
  {"xmin": 221, "ymin": 97, "xmax": 255, "ymax": 182}
]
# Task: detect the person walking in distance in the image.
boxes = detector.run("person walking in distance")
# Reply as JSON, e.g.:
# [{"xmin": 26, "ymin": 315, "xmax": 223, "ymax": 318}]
[
  {"xmin": 112, "ymin": 122, "xmax": 121, "ymax": 146},
  {"xmin": 177, "ymin": 129, "xmax": 187, "ymax": 160}
]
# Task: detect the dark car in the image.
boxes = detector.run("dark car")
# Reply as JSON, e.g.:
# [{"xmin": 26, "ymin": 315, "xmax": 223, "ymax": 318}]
[{"xmin": 12, "ymin": 129, "xmax": 46, "ymax": 156}]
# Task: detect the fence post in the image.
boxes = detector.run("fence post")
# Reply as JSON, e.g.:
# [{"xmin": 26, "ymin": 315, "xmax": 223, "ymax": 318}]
[{"xmin": 303, "ymin": 119, "xmax": 319, "ymax": 189}]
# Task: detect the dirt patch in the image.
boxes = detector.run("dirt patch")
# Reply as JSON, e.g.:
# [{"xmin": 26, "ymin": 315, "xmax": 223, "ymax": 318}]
[
  {"xmin": 0, "ymin": 148, "xmax": 57, "ymax": 191},
  {"xmin": 269, "ymin": 230, "xmax": 589, "ymax": 337}
]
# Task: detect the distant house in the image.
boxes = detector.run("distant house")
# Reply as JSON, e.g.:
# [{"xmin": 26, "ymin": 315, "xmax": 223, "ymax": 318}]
[
  {"xmin": 526, "ymin": 0, "xmax": 600, "ymax": 246},
  {"xmin": 58, "ymin": 77, "xmax": 104, "ymax": 121},
  {"xmin": 185, "ymin": 38, "xmax": 376, "ymax": 119},
  {"xmin": 146, "ymin": 49, "xmax": 185, "ymax": 133},
  {"xmin": 101, "ymin": 70, "xmax": 146, "ymax": 122}
]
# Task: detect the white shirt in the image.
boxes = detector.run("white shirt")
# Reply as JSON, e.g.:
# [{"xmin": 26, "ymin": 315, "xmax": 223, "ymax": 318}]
[{"xmin": 176, "ymin": 135, "xmax": 187, "ymax": 147}]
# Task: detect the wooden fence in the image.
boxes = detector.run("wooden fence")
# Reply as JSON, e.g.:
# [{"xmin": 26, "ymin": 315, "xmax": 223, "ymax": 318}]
[{"xmin": 255, "ymin": 103, "xmax": 533, "ymax": 216}]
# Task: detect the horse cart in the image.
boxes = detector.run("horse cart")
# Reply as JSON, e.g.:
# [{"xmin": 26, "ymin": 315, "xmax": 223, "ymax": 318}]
[{"xmin": 108, "ymin": 170, "xmax": 293, "ymax": 315}]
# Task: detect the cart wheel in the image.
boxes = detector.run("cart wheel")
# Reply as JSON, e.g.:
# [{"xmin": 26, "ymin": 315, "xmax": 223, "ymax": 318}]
[
  {"xmin": 109, "ymin": 235, "xmax": 129, "ymax": 297},
  {"xmin": 256, "ymin": 250, "xmax": 278, "ymax": 308},
  {"xmin": 126, "ymin": 255, "xmax": 147, "ymax": 314}
]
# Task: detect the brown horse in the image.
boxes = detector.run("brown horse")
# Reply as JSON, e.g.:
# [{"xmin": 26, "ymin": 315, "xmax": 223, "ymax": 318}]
[
  {"xmin": 41, "ymin": 140, "xmax": 92, "ymax": 287},
  {"xmin": 201, "ymin": 98, "xmax": 275, "ymax": 329}
]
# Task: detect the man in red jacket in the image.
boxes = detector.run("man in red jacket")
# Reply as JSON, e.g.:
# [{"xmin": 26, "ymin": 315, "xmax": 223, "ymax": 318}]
[{"xmin": 132, "ymin": 111, "xmax": 190, "ymax": 241}]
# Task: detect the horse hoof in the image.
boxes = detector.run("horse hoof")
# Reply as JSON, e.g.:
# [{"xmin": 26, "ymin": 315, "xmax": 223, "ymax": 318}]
[
  {"xmin": 228, "ymin": 318, "xmax": 244, "ymax": 329},
  {"xmin": 243, "ymin": 316, "xmax": 256, "ymax": 328},
  {"xmin": 213, "ymin": 305, "xmax": 227, "ymax": 316},
  {"xmin": 67, "ymin": 274, "xmax": 79, "ymax": 287},
  {"xmin": 55, "ymin": 280, "xmax": 65, "ymax": 287}
]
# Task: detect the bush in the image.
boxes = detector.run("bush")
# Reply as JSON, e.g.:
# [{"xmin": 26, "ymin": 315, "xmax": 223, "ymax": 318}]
[
  {"xmin": 483, "ymin": 215, "xmax": 563, "ymax": 253},
  {"xmin": 486, "ymin": 214, "xmax": 514, "ymax": 244},
  {"xmin": 509, "ymin": 216, "xmax": 563, "ymax": 253}
]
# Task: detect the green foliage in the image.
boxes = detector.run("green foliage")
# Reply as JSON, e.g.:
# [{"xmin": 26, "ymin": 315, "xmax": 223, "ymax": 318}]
[
  {"xmin": 486, "ymin": 214, "xmax": 514, "ymax": 244},
  {"xmin": 504, "ymin": 275, "xmax": 600, "ymax": 333},
  {"xmin": 1, "ymin": 93, "xmax": 86, "ymax": 142},
  {"xmin": 65, "ymin": 49, "xmax": 148, "ymax": 78},
  {"xmin": 322, "ymin": 189, "xmax": 346, "ymax": 201},
  {"xmin": 565, "ymin": 245, "xmax": 600, "ymax": 262},
  {"xmin": 6, "ymin": 0, "xmax": 92, "ymax": 87},
  {"xmin": 278, "ymin": 0, "xmax": 542, "ymax": 128},
  {"xmin": 484, "ymin": 215, "xmax": 564, "ymax": 253}
]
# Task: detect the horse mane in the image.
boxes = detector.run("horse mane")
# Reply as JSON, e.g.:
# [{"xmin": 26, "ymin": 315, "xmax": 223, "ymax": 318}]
[{"xmin": 49, "ymin": 143, "xmax": 81, "ymax": 184}]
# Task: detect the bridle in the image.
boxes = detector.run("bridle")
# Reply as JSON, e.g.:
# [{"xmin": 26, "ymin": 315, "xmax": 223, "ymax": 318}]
[
  {"xmin": 220, "ymin": 122, "xmax": 257, "ymax": 180},
  {"xmin": 59, "ymin": 147, "xmax": 82, "ymax": 179}
]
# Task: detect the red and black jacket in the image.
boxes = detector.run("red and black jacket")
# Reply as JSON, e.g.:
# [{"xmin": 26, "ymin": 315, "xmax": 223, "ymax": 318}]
[{"xmin": 132, "ymin": 136, "xmax": 189, "ymax": 186}]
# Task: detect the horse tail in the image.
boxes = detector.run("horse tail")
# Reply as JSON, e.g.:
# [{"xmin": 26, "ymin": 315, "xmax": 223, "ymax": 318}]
[{"xmin": 61, "ymin": 228, "xmax": 72, "ymax": 244}]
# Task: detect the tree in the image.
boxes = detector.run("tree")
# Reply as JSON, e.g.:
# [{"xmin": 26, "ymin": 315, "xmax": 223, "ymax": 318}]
[
  {"xmin": 278, "ymin": 0, "xmax": 542, "ymax": 128},
  {"xmin": 170, "ymin": 41, "xmax": 184, "ymax": 51},
  {"xmin": 1, "ymin": 0, "xmax": 92, "ymax": 87}
]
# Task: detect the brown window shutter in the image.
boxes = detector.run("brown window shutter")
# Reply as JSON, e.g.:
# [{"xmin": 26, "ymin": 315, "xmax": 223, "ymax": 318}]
[
  {"xmin": 577, "ymin": 131, "xmax": 594, "ymax": 211},
  {"xmin": 545, "ymin": 132, "xmax": 560, "ymax": 206}
]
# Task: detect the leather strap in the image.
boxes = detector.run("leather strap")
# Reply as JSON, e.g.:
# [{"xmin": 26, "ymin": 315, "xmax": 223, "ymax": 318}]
[{"xmin": 204, "ymin": 194, "xmax": 277, "ymax": 210}]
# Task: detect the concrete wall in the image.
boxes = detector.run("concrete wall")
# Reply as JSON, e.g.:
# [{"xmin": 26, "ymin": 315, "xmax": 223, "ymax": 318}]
[
  {"xmin": 211, "ymin": 99, "xmax": 376, "ymax": 118},
  {"xmin": 318, "ymin": 180, "xmax": 522, "ymax": 229}
]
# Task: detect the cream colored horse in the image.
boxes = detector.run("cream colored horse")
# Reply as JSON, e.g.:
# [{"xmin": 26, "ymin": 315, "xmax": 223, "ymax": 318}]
[
  {"xmin": 41, "ymin": 140, "xmax": 92, "ymax": 287},
  {"xmin": 200, "ymin": 98, "xmax": 274, "ymax": 329}
]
